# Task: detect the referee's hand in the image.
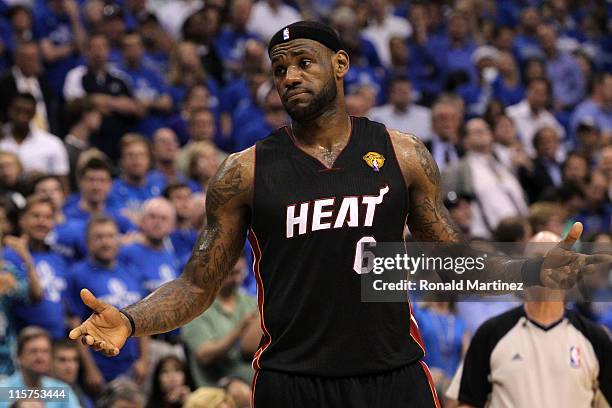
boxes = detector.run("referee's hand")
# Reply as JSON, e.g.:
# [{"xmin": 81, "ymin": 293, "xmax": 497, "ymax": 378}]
[
  {"xmin": 69, "ymin": 288, "xmax": 131, "ymax": 356},
  {"xmin": 540, "ymin": 222, "xmax": 612, "ymax": 289}
]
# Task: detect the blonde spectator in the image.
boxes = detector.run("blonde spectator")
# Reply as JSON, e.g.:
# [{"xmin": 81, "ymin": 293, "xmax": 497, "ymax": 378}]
[{"xmin": 183, "ymin": 387, "xmax": 236, "ymax": 408}]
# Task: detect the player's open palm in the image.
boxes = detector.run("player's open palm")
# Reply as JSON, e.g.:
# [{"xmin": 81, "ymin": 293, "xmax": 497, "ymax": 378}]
[
  {"xmin": 541, "ymin": 222, "xmax": 612, "ymax": 289},
  {"xmin": 69, "ymin": 289, "xmax": 131, "ymax": 357}
]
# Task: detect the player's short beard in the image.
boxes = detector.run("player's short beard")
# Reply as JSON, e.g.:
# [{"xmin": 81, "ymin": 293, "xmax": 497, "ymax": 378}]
[{"xmin": 285, "ymin": 74, "xmax": 338, "ymax": 123}]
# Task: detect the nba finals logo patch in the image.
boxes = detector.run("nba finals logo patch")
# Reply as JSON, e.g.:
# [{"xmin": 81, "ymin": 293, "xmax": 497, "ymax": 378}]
[
  {"xmin": 569, "ymin": 346, "xmax": 581, "ymax": 368},
  {"xmin": 283, "ymin": 27, "xmax": 290, "ymax": 40},
  {"xmin": 363, "ymin": 152, "xmax": 385, "ymax": 172}
]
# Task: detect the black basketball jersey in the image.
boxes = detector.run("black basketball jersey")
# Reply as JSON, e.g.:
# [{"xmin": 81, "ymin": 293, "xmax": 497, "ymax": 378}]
[{"xmin": 249, "ymin": 116, "xmax": 425, "ymax": 377}]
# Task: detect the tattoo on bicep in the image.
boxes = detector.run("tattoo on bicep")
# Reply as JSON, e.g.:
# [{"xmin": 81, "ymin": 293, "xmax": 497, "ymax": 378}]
[
  {"xmin": 412, "ymin": 137, "xmax": 440, "ymax": 186},
  {"xmin": 206, "ymin": 157, "xmax": 245, "ymax": 213}
]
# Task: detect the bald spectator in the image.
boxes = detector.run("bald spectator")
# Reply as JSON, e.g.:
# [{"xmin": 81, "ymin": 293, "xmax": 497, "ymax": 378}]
[
  {"xmin": 119, "ymin": 197, "xmax": 179, "ymax": 298},
  {"xmin": 506, "ymin": 77, "xmax": 566, "ymax": 157},
  {"xmin": 443, "ymin": 118, "xmax": 528, "ymax": 238},
  {"xmin": 425, "ymin": 97, "xmax": 464, "ymax": 171},
  {"xmin": 119, "ymin": 198, "xmax": 183, "ymax": 370}
]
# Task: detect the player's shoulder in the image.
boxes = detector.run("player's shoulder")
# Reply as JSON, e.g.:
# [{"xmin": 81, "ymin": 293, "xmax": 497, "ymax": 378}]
[
  {"xmin": 386, "ymin": 127, "xmax": 428, "ymax": 154},
  {"xmin": 207, "ymin": 145, "xmax": 255, "ymax": 207}
]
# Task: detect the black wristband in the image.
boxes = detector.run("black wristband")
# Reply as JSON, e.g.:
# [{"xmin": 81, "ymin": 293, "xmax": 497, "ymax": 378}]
[
  {"xmin": 120, "ymin": 310, "xmax": 135, "ymax": 337},
  {"xmin": 521, "ymin": 257, "xmax": 545, "ymax": 287}
]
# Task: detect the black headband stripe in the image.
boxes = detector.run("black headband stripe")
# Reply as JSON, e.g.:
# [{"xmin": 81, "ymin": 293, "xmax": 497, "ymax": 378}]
[{"xmin": 268, "ymin": 21, "xmax": 342, "ymax": 56}]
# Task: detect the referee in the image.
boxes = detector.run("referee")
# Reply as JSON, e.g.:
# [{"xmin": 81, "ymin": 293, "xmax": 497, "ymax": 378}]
[{"xmin": 446, "ymin": 232, "xmax": 612, "ymax": 408}]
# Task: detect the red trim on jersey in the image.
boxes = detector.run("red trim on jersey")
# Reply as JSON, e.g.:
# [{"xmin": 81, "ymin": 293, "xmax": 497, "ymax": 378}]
[
  {"xmin": 408, "ymin": 300, "xmax": 426, "ymax": 353},
  {"xmin": 285, "ymin": 116, "xmax": 355, "ymax": 170},
  {"xmin": 248, "ymin": 229, "xmax": 272, "ymax": 370},
  {"xmin": 420, "ymin": 360, "xmax": 442, "ymax": 408},
  {"xmin": 400, "ymin": 211, "xmax": 427, "ymax": 355},
  {"xmin": 250, "ymin": 369, "xmax": 259, "ymax": 408}
]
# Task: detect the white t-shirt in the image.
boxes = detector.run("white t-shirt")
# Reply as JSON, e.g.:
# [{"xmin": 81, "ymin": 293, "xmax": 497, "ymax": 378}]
[
  {"xmin": 362, "ymin": 14, "xmax": 412, "ymax": 67},
  {"xmin": 0, "ymin": 124, "xmax": 69, "ymax": 175},
  {"xmin": 247, "ymin": 1, "xmax": 302, "ymax": 42},
  {"xmin": 369, "ymin": 104, "xmax": 432, "ymax": 140}
]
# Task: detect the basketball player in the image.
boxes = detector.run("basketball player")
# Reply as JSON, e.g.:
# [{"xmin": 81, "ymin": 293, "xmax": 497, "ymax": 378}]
[{"xmin": 69, "ymin": 22, "xmax": 611, "ymax": 407}]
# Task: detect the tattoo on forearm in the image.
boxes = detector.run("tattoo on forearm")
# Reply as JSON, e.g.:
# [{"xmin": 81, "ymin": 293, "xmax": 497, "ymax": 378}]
[
  {"xmin": 124, "ymin": 154, "xmax": 250, "ymax": 336},
  {"xmin": 410, "ymin": 196, "xmax": 462, "ymax": 242}
]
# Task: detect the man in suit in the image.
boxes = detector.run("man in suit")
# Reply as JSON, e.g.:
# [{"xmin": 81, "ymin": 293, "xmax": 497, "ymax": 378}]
[
  {"xmin": 425, "ymin": 95, "xmax": 464, "ymax": 172},
  {"xmin": 518, "ymin": 126, "xmax": 563, "ymax": 203},
  {"xmin": 0, "ymin": 41, "xmax": 58, "ymax": 134}
]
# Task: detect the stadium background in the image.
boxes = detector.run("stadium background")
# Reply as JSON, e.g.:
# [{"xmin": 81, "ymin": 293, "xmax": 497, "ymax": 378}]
[{"xmin": 0, "ymin": 0, "xmax": 610, "ymax": 406}]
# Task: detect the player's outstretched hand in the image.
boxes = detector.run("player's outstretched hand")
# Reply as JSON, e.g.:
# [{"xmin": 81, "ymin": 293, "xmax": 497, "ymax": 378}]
[
  {"xmin": 540, "ymin": 222, "xmax": 612, "ymax": 289},
  {"xmin": 69, "ymin": 289, "xmax": 131, "ymax": 356}
]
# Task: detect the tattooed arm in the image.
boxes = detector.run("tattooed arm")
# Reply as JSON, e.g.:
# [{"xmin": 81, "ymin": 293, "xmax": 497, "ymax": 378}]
[
  {"xmin": 390, "ymin": 130, "xmax": 611, "ymax": 291},
  {"xmin": 69, "ymin": 148, "xmax": 254, "ymax": 355},
  {"xmin": 388, "ymin": 130, "xmax": 583, "ymax": 292}
]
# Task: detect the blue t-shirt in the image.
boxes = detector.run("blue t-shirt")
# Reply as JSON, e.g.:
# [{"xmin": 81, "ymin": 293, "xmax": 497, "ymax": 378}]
[
  {"xmin": 214, "ymin": 28, "xmax": 260, "ymax": 75},
  {"xmin": 234, "ymin": 119, "xmax": 273, "ymax": 152},
  {"xmin": 67, "ymin": 259, "xmax": 142, "ymax": 382},
  {"xmin": 117, "ymin": 242, "xmax": 180, "ymax": 296},
  {"xmin": 107, "ymin": 176, "xmax": 163, "ymax": 214},
  {"xmin": 169, "ymin": 228, "xmax": 198, "ymax": 262},
  {"xmin": 117, "ymin": 242, "xmax": 181, "ymax": 340},
  {"xmin": 33, "ymin": 7, "xmax": 83, "ymax": 96},
  {"xmin": 0, "ymin": 372, "xmax": 80, "ymax": 408},
  {"xmin": 118, "ymin": 60, "xmax": 170, "ymax": 137},
  {"xmin": 47, "ymin": 219, "xmax": 88, "ymax": 263},
  {"xmin": 493, "ymin": 76, "xmax": 525, "ymax": 107},
  {"xmin": 4, "ymin": 248, "xmax": 69, "ymax": 339},
  {"xmin": 63, "ymin": 203, "xmax": 136, "ymax": 234},
  {"xmin": 414, "ymin": 307, "xmax": 465, "ymax": 378}
]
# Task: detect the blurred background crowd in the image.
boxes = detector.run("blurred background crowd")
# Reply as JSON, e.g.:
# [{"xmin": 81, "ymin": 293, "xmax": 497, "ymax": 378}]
[{"xmin": 0, "ymin": 0, "xmax": 610, "ymax": 406}]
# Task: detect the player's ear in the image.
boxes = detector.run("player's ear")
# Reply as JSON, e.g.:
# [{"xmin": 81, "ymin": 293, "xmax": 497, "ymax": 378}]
[{"xmin": 333, "ymin": 51, "xmax": 350, "ymax": 79}]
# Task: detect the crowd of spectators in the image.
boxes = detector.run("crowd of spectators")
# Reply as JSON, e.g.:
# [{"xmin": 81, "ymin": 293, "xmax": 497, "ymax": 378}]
[{"xmin": 0, "ymin": 0, "xmax": 610, "ymax": 406}]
